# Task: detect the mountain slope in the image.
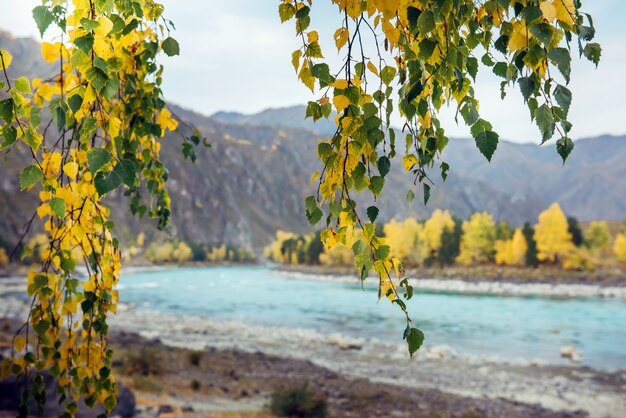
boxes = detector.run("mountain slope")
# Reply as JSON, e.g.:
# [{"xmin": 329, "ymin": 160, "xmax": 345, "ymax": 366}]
[{"xmin": 0, "ymin": 30, "xmax": 625, "ymax": 252}]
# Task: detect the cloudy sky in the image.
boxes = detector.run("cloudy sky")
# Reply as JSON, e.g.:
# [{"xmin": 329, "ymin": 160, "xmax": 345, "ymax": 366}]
[{"xmin": 0, "ymin": 1, "xmax": 624, "ymax": 143}]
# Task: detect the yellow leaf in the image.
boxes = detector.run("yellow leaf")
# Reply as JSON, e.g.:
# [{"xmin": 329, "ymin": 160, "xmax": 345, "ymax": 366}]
[
  {"xmin": 540, "ymin": 1, "xmax": 557, "ymax": 22},
  {"xmin": 311, "ymin": 170, "xmax": 319, "ymax": 187},
  {"xmin": 332, "ymin": 79, "xmax": 349, "ymax": 89},
  {"xmin": 307, "ymin": 31, "xmax": 319, "ymax": 44},
  {"xmin": 382, "ymin": 20, "xmax": 400, "ymax": 47},
  {"xmin": 14, "ymin": 336, "xmax": 26, "ymax": 352},
  {"xmin": 508, "ymin": 21, "xmax": 528, "ymax": 52},
  {"xmin": 334, "ymin": 27, "xmax": 349, "ymax": 51},
  {"xmin": 83, "ymin": 279, "xmax": 95, "ymax": 293},
  {"xmin": 0, "ymin": 48, "xmax": 12, "ymax": 69},
  {"xmin": 157, "ymin": 108, "xmax": 178, "ymax": 132},
  {"xmin": 94, "ymin": 16, "xmax": 113, "ymax": 37},
  {"xmin": 403, "ymin": 154, "xmax": 418, "ymax": 171},
  {"xmin": 333, "ymin": 94, "xmax": 350, "ymax": 112},
  {"xmin": 63, "ymin": 162, "xmax": 79, "ymax": 179},
  {"xmin": 554, "ymin": 0, "xmax": 575, "ymax": 25},
  {"xmin": 41, "ymin": 42, "xmax": 61, "ymax": 63},
  {"xmin": 367, "ymin": 61, "xmax": 379, "ymax": 76}
]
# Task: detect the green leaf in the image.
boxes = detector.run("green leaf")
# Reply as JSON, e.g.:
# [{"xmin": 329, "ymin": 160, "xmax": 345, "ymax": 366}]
[
  {"xmin": 88, "ymin": 148, "xmax": 112, "ymax": 174},
  {"xmin": 423, "ymin": 183, "xmax": 431, "ymax": 205},
  {"xmin": 406, "ymin": 80, "xmax": 423, "ymax": 103},
  {"xmin": 583, "ymin": 42, "xmax": 601, "ymax": 67},
  {"xmin": 85, "ymin": 67, "xmax": 108, "ymax": 92},
  {"xmin": 404, "ymin": 326, "xmax": 425, "ymax": 357},
  {"xmin": 518, "ymin": 77, "xmax": 535, "ymax": 102},
  {"xmin": 377, "ymin": 156, "xmax": 391, "ymax": 178},
  {"xmin": 74, "ymin": 35, "xmax": 94, "ymax": 54},
  {"xmin": 14, "ymin": 77, "xmax": 31, "ymax": 94},
  {"xmin": 305, "ymin": 101, "xmax": 322, "ymax": 121},
  {"xmin": 94, "ymin": 159, "xmax": 135, "ymax": 196},
  {"xmin": 305, "ymin": 195, "xmax": 322, "ymax": 225},
  {"xmin": 548, "ymin": 48, "xmax": 571, "ymax": 82},
  {"xmin": 19, "ymin": 165, "xmax": 43, "ymax": 190},
  {"xmin": 375, "ymin": 245, "xmax": 390, "ymax": 260},
  {"xmin": 68, "ymin": 95, "xmax": 84, "ymax": 113},
  {"xmin": 521, "ymin": 5, "xmax": 542, "ymax": 22},
  {"xmin": 417, "ymin": 10, "xmax": 435, "ymax": 35},
  {"xmin": 49, "ymin": 197, "xmax": 66, "ymax": 218},
  {"xmin": 534, "ymin": 105, "xmax": 555, "ymax": 143},
  {"xmin": 0, "ymin": 98, "xmax": 14, "ymax": 123},
  {"xmin": 556, "ymin": 136, "xmax": 574, "ymax": 163},
  {"xmin": 471, "ymin": 119, "xmax": 499, "ymax": 161},
  {"xmin": 406, "ymin": 189, "xmax": 415, "ymax": 204},
  {"xmin": 366, "ymin": 206, "xmax": 379, "ymax": 222},
  {"xmin": 369, "ymin": 176, "xmax": 384, "ymax": 197},
  {"xmin": 554, "ymin": 85, "xmax": 572, "ymax": 116},
  {"xmin": 80, "ymin": 17, "xmax": 100, "ymax": 31},
  {"xmin": 278, "ymin": 3, "xmax": 296, "ymax": 22},
  {"xmin": 32, "ymin": 6, "xmax": 54, "ymax": 37},
  {"xmin": 162, "ymin": 37, "xmax": 180, "ymax": 57},
  {"xmin": 295, "ymin": 6, "xmax": 310, "ymax": 19},
  {"xmin": 33, "ymin": 320, "xmax": 50, "ymax": 335},
  {"xmin": 380, "ymin": 66, "xmax": 396, "ymax": 85},
  {"xmin": 529, "ymin": 23, "xmax": 554, "ymax": 45},
  {"xmin": 466, "ymin": 57, "xmax": 478, "ymax": 81}
]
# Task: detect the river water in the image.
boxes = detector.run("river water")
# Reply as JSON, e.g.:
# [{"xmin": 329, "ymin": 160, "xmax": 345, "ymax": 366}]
[{"xmin": 117, "ymin": 266, "xmax": 626, "ymax": 370}]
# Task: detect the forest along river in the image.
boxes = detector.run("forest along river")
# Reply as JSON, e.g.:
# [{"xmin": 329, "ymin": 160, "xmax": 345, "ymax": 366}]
[
  {"xmin": 1, "ymin": 265, "xmax": 626, "ymax": 417},
  {"xmin": 115, "ymin": 266, "xmax": 626, "ymax": 369}
]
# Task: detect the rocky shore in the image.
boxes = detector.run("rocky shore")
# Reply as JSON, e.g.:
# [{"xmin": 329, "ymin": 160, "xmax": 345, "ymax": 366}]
[{"xmin": 275, "ymin": 267, "xmax": 626, "ymax": 299}]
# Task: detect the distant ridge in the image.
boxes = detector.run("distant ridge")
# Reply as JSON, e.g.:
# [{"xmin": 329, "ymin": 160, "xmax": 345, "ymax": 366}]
[
  {"xmin": 1, "ymin": 29, "xmax": 625, "ymax": 250},
  {"xmin": 212, "ymin": 105, "xmax": 338, "ymax": 136}
]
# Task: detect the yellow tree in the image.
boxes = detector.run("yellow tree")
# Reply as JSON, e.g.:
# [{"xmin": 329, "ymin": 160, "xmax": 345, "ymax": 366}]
[
  {"xmin": 495, "ymin": 228, "xmax": 528, "ymax": 266},
  {"xmin": 383, "ymin": 218, "xmax": 428, "ymax": 266},
  {"xmin": 423, "ymin": 209, "xmax": 455, "ymax": 259},
  {"xmin": 534, "ymin": 203, "xmax": 573, "ymax": 263},
  {"xmin": 614, "ymin": 234, "xmax": 626, "ymax": 263},
  {"xmin": 456, "ymin": 212, "xmax": 496, "ymax": 265}
]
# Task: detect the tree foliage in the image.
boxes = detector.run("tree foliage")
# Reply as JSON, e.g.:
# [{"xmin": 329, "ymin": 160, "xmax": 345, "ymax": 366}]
[
  {"xmin": 0, "ymin": 0, "xmax": 201, "ymax": 415},
  {"xmin": 0, "ymin": 0, "xmax": 600, "ymax": 414},
  {"xmin": 534, "ymin": 202, "xmax": 572, "ymax": 263},
  {"xmin": 284, "ymin": 0, "xmax": 599, "ymax": 357},
  {"xmin": 456, "ymin": 212, "xmax": 496, "ymax": 265}
]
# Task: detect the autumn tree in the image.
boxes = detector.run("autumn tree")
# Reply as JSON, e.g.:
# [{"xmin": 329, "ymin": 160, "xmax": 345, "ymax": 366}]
[
  {"xmin": 534, "ymin": 203, "xmax": 572, "ymax": 263},
  {"xmin": 495, "ymin": 228, "xmax": 528, "ymax": 266},
  {"xmin": 614, "ymin": 234, "xmax": 626, "ymax": 263},
  {"xmin": 0, "ymin": 0, "xmax": 600, "ymax": 414},
  {"xmin": 423, "ymin": 209, "xmax": 455, "ymax": 262},
  {"xmin": 456, "ymin": 212, "xmax": 496, "ymax": 265},
  {"xmin": 383, "ymin": 218, "xmax": 428, "ymax": 266},
  {"xmin": 584, "ymin": 221, "xmax": 611, "ymax": 252}
]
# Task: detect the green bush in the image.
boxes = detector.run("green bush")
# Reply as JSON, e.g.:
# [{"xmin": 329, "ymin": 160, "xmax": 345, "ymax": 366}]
[
  {"xmin": 188, "ymin": 350, "xmax": 202, "ymax": 366},
  {"xmin": 269, "ymin": 383, "xmax": 327, "ymax": 418}
]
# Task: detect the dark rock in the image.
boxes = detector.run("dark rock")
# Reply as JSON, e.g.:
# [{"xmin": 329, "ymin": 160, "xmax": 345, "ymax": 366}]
[{"xmin": 157, "ymin": 404, "xmax": 174, "ymax": 414}]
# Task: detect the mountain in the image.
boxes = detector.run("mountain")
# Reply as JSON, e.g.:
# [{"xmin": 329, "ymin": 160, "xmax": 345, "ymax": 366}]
[
  {"xmin": 211, "ymin": 105, "xmax": 338, "ymax": 136},
  {"xmin": 1, "ymin": 30, "xmax": 625, "ymax": 251}
]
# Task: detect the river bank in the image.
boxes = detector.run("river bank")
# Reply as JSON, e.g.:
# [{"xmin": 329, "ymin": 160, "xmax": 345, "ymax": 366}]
[
  {"xmin": 1, "ymin": 292, "xmax": 625, "ymax": 418},
  {"xmin": 275, "ymin": 265, "xmax": 626, "ymax": 299},
  {"xmin": 0, "ymin": 318, "xmax": 597, "ymax": 418}
]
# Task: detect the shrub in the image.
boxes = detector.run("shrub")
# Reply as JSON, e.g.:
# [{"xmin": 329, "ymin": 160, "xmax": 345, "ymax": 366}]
[
  {"xmin": 188, "ymin": 350, "xmax": 202, "ymax": 366},
  {"xmin": 123, "ymin": 347, "xmax": 162, "ymax": 376},
  {"xmin": 269, "ymin": 383, "xmax": 327, "ymax": 418},
  {"xmin": 190, "ymin": 380, "xmax": 201, "ymax": 391}
]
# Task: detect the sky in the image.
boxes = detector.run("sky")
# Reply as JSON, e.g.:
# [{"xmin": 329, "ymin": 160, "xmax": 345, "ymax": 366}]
[{"xmin": 0, "ymin": 1, "xmax": 624, "ymax": 143}]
